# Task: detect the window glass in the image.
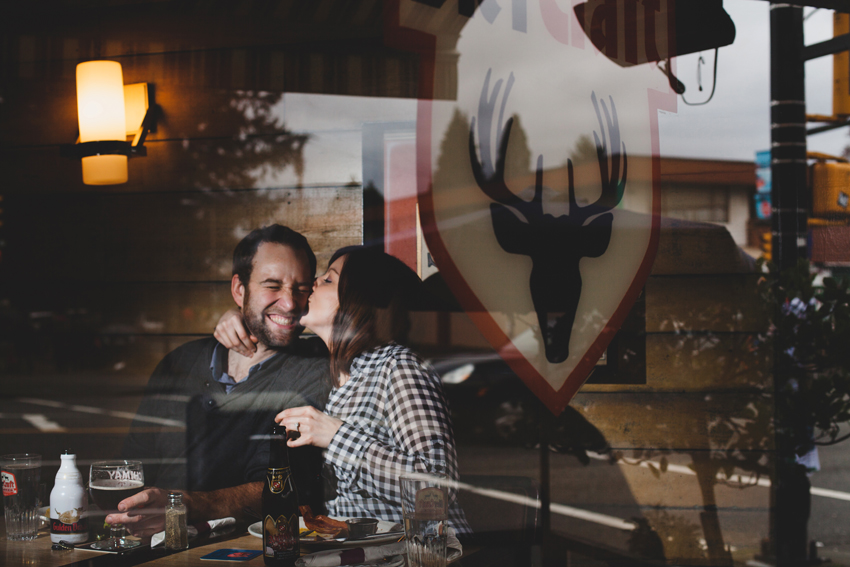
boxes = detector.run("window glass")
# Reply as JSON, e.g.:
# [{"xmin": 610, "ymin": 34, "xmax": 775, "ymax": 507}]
[{"xmin": 0, "ymin": 1, "xmax": 848, "ymax": 565}]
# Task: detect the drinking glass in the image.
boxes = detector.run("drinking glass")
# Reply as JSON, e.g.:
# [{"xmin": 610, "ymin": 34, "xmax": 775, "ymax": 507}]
[
  {"xmin": 400, "ymin": 473, "xmax": 448, "ymax": 567},
  {"xmin": 1, "ymin": 454, "xmax": 41, "ymax": 541},
  {"xmin": 89, "ymin": 460, "xmax": 144, "ymax": 550}
]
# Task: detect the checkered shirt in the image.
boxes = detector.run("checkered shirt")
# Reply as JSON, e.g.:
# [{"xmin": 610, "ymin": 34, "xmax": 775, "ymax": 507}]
[{"xmin": 324, "ymin": 342, "xmax": 471, "ymax": 535}]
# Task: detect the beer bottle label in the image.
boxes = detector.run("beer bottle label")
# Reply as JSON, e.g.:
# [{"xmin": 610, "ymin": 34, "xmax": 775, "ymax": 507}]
[
  {"xmin": 415, "ymin": 487, "xmax": 447, "ymax": 520},
  {"xmin": 1, "ymin": 471, "xmax": 17, "ymax": 496},
  {"xmin": 266, "ymin": 467, "xmax": 290, "ymax": 495},
  {"xmin": 263, "ymin": 513, "xmax": 299, "ymax": 560},
  {"xmin": 51, "ymin": 507, "xmax": 89, "ymax": 535}
]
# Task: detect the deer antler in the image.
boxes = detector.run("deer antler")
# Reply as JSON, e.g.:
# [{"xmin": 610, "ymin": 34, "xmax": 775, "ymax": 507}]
[
  {"xmin": 583, "ymin": 92, "xmax": 627, "ymax": 218},
  {"xmin": 469, "ymin": 70, "xmax": 543, "ymax": 220}
]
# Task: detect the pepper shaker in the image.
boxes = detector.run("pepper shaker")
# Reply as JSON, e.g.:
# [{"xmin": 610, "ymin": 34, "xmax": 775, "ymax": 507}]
[{"xmin": 164, "ymin": 491, "xmax": 189, "ymax": 550}]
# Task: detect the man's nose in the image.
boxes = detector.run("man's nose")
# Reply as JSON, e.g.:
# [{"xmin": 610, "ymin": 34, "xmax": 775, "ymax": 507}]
[{"xmin": 276, "ymin": 288, "xmax": 296, "ymax": 312}]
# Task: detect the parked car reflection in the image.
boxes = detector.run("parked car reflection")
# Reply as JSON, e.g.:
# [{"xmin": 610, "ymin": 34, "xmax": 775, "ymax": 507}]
[{"xmin": 432, "ymin": 351, "xmax": 611, "ymax": 462}]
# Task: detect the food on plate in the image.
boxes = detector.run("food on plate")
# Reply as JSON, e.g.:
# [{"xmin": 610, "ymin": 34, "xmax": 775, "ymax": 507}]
[{"xmin": 299, "ymin": 505, "xmax": 349, "ymax": 538}]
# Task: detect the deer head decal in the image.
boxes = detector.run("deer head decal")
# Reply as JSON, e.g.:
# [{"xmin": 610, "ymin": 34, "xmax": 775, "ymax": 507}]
[{"xmin": 469, "ymin": 70, "xmax": 627, "ymax": 364}]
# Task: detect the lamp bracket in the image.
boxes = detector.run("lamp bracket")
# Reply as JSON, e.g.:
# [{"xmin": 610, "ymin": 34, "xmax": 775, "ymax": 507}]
[
  {"xmin": 61, "ymin": 82, "xmax": 154, "ymax": 161},
  {"xmin": 60, "ymin": 140, "xmax": 147, "ymax": 159}
]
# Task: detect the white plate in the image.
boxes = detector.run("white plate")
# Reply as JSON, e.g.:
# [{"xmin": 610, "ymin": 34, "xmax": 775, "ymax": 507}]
[{"xmin": 248, "ymin": 518, "xmax": 403, "ymax": 547}]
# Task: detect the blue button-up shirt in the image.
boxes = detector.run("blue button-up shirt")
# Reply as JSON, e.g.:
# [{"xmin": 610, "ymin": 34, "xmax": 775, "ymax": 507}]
[{"xmin": 210, "ymin": 342, "xmax": 279, "ymax": 393}]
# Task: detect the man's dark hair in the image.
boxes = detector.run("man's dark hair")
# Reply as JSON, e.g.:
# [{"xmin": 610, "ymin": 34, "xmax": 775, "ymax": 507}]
[{"xmin": 232, "ymin": 225, "xmax": 317, "ymax": 284}]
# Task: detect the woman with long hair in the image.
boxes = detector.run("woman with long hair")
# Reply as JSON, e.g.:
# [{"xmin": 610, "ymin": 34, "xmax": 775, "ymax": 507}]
[{"xmin": 215, "ymin": 246, "xmax": 470, "ymax": 533}]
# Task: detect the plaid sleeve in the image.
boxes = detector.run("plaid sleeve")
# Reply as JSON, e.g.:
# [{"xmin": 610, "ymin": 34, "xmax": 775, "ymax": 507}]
[
  {"xmin": 324, "ymin": 351, "xmax": 453, "ymax": 504},
  {"xmin": 324, "ymin": 345, "xmax": 470, "ymax": 533}
]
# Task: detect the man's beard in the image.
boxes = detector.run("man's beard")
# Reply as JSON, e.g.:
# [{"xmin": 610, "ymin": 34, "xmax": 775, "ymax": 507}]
[{"xmin": 242, "ymin": 291, "xmax": 303, "ymax": 350}]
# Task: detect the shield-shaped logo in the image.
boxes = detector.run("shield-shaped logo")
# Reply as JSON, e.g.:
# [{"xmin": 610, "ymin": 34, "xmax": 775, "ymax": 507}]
[{"xmin": 387, "ymin": 0, "xmax": 677, "ymax": 414}]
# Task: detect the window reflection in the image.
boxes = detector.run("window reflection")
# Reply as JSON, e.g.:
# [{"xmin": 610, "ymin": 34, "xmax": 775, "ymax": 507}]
[{"xmin": 0, "ymin": 1, "xmax": 849, "ymax": 565}]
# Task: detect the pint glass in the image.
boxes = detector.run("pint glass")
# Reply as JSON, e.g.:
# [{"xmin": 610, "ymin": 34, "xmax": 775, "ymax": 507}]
[
  {"xmin": 400, "ymin": 473, "xmax": 448, "ymax": 567},
  {"xmin": 1, "ymin": 454, "xmax": 42, "ymax": 541}
]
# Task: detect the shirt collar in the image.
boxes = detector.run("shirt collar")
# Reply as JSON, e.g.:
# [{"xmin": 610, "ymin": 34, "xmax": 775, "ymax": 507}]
[{"xmin": 210, "ymin": 341, "xmax": 281, "ymax": 392}]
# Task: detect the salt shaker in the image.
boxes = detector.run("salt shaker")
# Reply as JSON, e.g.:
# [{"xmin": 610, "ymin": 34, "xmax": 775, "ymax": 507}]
[{"xmin": 164, "ymin": 491, "xmax": 189, "ymax": 550}]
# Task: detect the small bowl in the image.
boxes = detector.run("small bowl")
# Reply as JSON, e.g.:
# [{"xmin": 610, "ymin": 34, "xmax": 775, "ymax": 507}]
[{"xmin": 346, "ymin": 518, "xmax": 379, "ymax": 539}]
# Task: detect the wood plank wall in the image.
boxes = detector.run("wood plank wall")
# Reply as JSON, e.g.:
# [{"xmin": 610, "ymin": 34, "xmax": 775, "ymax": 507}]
[
  {"xmin": 0, "ymin": 28, "xmax": 368, "ymax": 377},
  {"xmin": 573, "ymin": 218, "xmax": 770, "ymax": 563}
]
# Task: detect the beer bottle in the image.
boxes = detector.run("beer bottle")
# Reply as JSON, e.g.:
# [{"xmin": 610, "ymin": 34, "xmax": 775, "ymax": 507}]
[
  {"xmin": 50, "ymin": 451, "xmax": 88, "ymax": 544},
  {"xmin": 262, "ymin": 424, "xmax": 299, "ymax": 566}
]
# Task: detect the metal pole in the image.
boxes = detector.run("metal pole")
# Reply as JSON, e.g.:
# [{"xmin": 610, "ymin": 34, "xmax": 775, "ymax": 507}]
[
  {"xmin": 769, "ymin": 5, "xmax": 810, "ymax": 565},
  {"xmin": 770, "ymin": 4, "xmax": 808, "ymax": 271}
]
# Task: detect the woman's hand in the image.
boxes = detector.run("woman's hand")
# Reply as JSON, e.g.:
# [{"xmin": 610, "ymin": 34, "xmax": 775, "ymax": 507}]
[
  {"xmin": 213, "ymin": 308, "xmax": 258, "ymax": 358},
  {"xmin": 276, "ymin": 406, "xmax": 343, "ymax": 449}
]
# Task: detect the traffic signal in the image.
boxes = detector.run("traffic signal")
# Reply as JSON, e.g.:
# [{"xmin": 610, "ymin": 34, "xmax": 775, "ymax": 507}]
[
  {"xmin": 835, "ymin": 13, "xmax": 849, "ymax": 117},
  {"xmin": 811, "ymin": 161, "xmax": 850, "ymax": 217},
  {"xmin": 761, "ymin": 232, "xmax": 772, "ymax": 262}
]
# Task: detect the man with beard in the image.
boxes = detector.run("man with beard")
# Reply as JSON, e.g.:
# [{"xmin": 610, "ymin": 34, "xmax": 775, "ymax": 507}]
[{"xmin": 110, "ymin": 225, "xmax": 331, "ymax": 537}]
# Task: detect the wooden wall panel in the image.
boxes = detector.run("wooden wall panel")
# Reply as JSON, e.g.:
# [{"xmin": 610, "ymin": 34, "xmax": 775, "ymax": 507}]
[
  {"xmin": 4, "ymin": 138, "xmax": 316, "ymax": 195},
  {"xmin": 72, "ymin": 282, "xmax": 231, "ymax": 335},
  {"xmin": 571, "ymin": 392, "xmax": 774, "ymax": 451},
  {"xmin": 645, "ymin": 274, "xmax": 766, "ymax": 333},
  {"xmin": 583, "ymin": 333, "xmax": 770, "ymax": 393},
  {"xmin": 3, "ymin": 132, "xmax": 375, "ymax": 195},
  {"xmin": 614, "ymin": 460, "xmax": 770, "ymax": 511},
  {"xmin": 1, "ymin": 83, "xmax": 291, "ymax": 147},
  {"xmin": 5, "ymin": 186, "xmax": 362, "ymax": 283},
  {"xmin": 653, "ymin": 218, "xmax": 756, "ymax": 275},
  {"xmin": 1, "ymin": 44, "xmax": 419, "ymax": 148}
]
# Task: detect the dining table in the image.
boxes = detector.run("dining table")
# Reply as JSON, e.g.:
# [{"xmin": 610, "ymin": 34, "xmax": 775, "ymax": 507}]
[
  {"xmin": 2, "ymin": 520, "xmax": 268, "ymax": 566},
  {"xmin": 1, "ymin": 519, "xmax": 471, "ymax": 566}
]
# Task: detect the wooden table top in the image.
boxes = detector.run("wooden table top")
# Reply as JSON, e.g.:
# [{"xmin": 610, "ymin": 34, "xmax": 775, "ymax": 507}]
[
  {"xmin": 2, "ymin": 525, "xmax": 266, "ymax": 566},
  {"xmin": 2, "ymin": 522, "xmax": 466, "ymax": 566},
  {"xmin": 134, "ymin": 534, "xmax": 264, "ymax": 566},
  {"xmin": 0, "ymin": 525, "xmax": 452, "ymax": 566}
]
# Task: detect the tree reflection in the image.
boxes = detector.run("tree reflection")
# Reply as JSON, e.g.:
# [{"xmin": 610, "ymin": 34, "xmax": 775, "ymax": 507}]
[
  {"xmin": 760, "ymin": 259, "xmax": 850, "ymax": 563},
  {"xmin": 178, "ymin": 91, "xmax": 308, "ymax": 190},
  {"xmin": 568, "ymin": 134, "xmax": 598, "ymax": 166},
  {"xmin": 617, "ymin": 293, "xmax": 770, "ymax": 564}
]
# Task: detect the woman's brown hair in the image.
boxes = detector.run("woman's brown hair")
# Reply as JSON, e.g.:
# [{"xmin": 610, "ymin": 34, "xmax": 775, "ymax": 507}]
[{"xmin": 327, "ymin": 247, "xmax": 422, "ymax": 386}]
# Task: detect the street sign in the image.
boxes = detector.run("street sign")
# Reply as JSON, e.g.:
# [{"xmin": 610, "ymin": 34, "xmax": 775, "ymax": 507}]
[{"xmin": 755, "ymin": 150, "xmax": 772, "ymax": 220}]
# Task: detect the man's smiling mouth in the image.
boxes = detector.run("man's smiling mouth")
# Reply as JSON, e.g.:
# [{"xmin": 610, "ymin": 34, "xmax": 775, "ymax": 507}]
[{"xmin": 267, "ymin": 314, "xmax": 297, "ymax": 327}]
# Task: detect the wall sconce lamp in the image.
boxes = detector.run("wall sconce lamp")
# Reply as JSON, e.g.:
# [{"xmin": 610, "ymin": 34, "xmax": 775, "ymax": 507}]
[{"xmin": 61, "ymin": 60, "xmax": 155, "ymax": 185}]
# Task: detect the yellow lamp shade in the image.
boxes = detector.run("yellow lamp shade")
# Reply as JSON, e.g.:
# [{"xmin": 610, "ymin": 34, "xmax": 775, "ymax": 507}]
[
  {"xmin": 76, "ymin": 60, "xmax": 128, "ymax": 185},
  {"xmin": 81, "ymin": 155, "xmax": 128, "ymax": 185},
  {"xmin": 76, "ymin": 61, "xmax": 126, "ymax": 142}
]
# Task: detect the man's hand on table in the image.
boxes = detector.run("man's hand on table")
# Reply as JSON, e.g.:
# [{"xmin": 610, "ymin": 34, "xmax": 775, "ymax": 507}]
[
  {"xmin": 104, "ymin": 482, "xmax": 263, "ymax": 539},
  {"xmin": 105, "ymin": 487, "xmax": 172, "ymax": 539}
]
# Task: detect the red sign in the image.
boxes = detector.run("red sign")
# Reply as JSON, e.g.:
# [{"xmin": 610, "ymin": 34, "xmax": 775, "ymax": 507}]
[
  {"xmin": 386, "ymin": 0, "xmax": 676, "ymax": 414},
  {"xmin": 2, "ymin": 471, "xmax": 18, "ymax": 497}
]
